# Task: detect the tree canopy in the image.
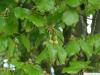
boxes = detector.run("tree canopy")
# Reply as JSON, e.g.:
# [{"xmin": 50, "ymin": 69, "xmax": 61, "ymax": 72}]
[{"xmin": 0, "ymin": 0, "xmax": 100, "ymax": 75}]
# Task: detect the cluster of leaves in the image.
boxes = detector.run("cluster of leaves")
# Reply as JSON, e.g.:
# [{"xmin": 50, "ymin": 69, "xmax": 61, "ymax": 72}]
[{"xmin": 0, "ymin": 0, "xmax": 100, "ymax": 75}]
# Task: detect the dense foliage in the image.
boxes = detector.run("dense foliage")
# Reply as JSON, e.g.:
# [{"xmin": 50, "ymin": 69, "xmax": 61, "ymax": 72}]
[{"xmin": 0, "ymin": 0, "xmax": 100, "ymax": 75}]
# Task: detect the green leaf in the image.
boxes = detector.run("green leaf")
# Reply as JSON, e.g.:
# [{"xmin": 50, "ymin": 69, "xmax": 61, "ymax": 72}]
[
  {"xmin": 66, "ymin": 0, "xmax": 82, "ymax": 7},
  {"xmin": 62, "ymin": 10, "xmax": 79, "ymax": 26},
  {"xmin": 23, "ymin": 64, "xmax": 44, "ymax": 75},
  {"xmin": 65, "ymin": 40, "xmax": 80, "ymax": 56},
  {"xmin": 56, "ymin": 30, "xmax": 64, "ymax": 45},
  {"xmin": 37, "ymin": 43, "xmax": 66, "ymax": 64},
  {"xmin": 55, "ymin": 45, "xmax": 67, "ymax": 64},
  {"xmin": 36, "ymin": 43, "xmax": 57, "ymax": 63},
  {"xmin": 14, "ymin": 7, "xmax": 31, "ymax": 19},
  {"xmin": 0, "ymin": 0, "xmax": 15, "ymax": 11},
  {"xmin": 86, "ymin": 34, "xmax": 100, "ymax": 47},
  {"xmin": 26, "ymin": 15, "xmax": 46, "ymax": 27},
  {"xmin": 88, "ymin": 0, "xmax": 100, "ymax": 9},
  {"xmin": 79, "ymin": 39, "xmax": 93, "ymax": 57},
  {"xmin": 85, "ymin": 2, "xmax": 97, "ymax": 15},
  {"xmin": 19, "ymin": 34, "xmax": 30, "ymax": 50},
  {"xmin": 10, "ymin": 59, "xmax": 23, "ymax": 69},
  {"xmin": 87, "ymin": 34, "xmax": 100, "ymax": 55},
  {"xmin": 93, "ymin": 34, "xmax": 100, "ymax": 48},
  {"xmin": 47, "ymin": 11, "xmax": 63, "ymax": 24},
  {"xmin": 33, "ymin": 0, "xmax": 55, "ymax": 12},
  {"xmin": 14, "ymin": 7, "xmax": 46, "ymax": 27},
  {"xmin": 0, "ymin": 71, "xmax": 11, "ymax": 75},
  {"xmin": 62, "ymin": 66, "xmax": 81, "ymax": 74},
  {"xmin": 7, "ymin": 39, "xmax": 16, "ymax": 57},
  {"xmin": 5, "ymin": 11, "xmax": 18, "ymax": 35},
  {"xmin": 0, "ymin": 16, "xmax": 6, "ymax": 32},
  {"xmin": 0, "ymin": 36, "xmax": 8, "ymax": 53},
  {"xmin": 62, "ymin": 61, "xmax": 90, "ymax": 74},
  {"xmin": 47, "ymin": 43, "xmax": 57, "ymax": 63},
  {"xmin": 36, "ymin": 48, "xmax": 48, "ymax": 63},
  {"xmin": 95, "ymin": 45, "xmax": 100, "ymax": 55}
]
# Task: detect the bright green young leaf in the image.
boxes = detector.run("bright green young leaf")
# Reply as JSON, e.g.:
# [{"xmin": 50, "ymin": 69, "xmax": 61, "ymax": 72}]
[
  {"xmin": 0, "ymin": 0, "xmax": 100, "ymax": 74},
  {"xmin": 19, "ymin": 34, "xmax": 30, "ymax": 50},
  {"xmin": 79, "ymin": 39, "xmax": 93, "ymax": 57},
  {"xmin": 66, "ymin": 0, "xmax": 82, "ymax": 7},
  {"xmin": 88, "ymin": 0, "xmax": 100, "ymax": 9},
  {"xmin": 65, "ymin": 40, "xmax": 80, "ymax": 56},
  {"xmin": 93, "ymin": 34, "xmax": 100, "ymax": 48},
  {"xmin": 62, "ymin": 61, "xmax": 90, "ymax": 74},
  {"xmin": 62, "ymin": 66, "xmax": 81, "ymax": 74},
  {"xmin": 10, "ymin": 59, "xmax": 24, "ymax": 69},
  {"xmin": 55, "ymin": 45, "xmax": 67, "ymax": 64},
  {"xmin": 23, "ymin": 64, "xmax": 44, "ymax": 75},
  {"xmin": 33, "ymin": 0, "xmax": 55, "ymax": 12},
  {"xmin": 62, "ymin": 10, "xmax": 79, "ymax": 26},
  {"xmin": 87, "ymin": 34, "xmax": 100, "ymax": 55},
  {"xmin": 85, "ymin": 0, "xmax": 100, "ymax": 15},
  {"xmin": 14, "ymin": 7, "xmax": 31, "ymax": 19},
  {"xmin": 26, "ymin": 15, "xmax": 46, "ymax": 27},
  {"xmin": 85, "ymin": 4, "xmax": 96, "ymax": 15},
  {"xmin": 70, "ymin": 61, "xmax": 90, "ymax": 69},
  {"xmin": 14, "ymin": 69, "xmax": 27, "ymax": 75},
  {"xmin": 56, "ymin": 30, "xmax": 64, "ymax": 45},
  {"xmin": 37, "ymin": 43, "xmax": 66, "ymax": 64},
  {"xmin": 86, "ymin": 34, "xmax": 100, "ymax": 47},
  {"xmin": 0, "ymin": 36, "xmax": 8, "ymax": 53},
  {"xmin": 95, "ymin": 45, "xmax": 100, "ymax": 55},
  {"xmin": 46, "ymin": 43, "xmax": 57, "ymax": 63},
  {"xmin": 36, "ymin": 43, "xmax": 57, "ymax": 64},
  {"xmin": 36, "ymin": 48, "xmax": 48, "ymax": 63},
  {"xmin": 0, "ymin": 71, "xmax": 11, "ymax": 75},
  {"xmin": 7, "ymin": 39, "xmax": 16, "ymax": 57}
]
